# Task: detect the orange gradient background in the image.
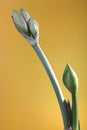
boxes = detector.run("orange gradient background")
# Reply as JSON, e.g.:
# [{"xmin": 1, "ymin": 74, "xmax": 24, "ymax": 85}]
[{"xmin": 0, "ymin": 0, "xmax": 87, "ymax": 130}]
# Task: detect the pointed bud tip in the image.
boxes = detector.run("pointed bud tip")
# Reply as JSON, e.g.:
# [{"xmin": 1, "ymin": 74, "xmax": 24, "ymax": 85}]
[
  {"xmin": 63, "ymin": 64, "xmax": 78, "ymax": 93},
  {"xmin": 20, "ymin": 8, "xmax": 30, "ymax": 22}
]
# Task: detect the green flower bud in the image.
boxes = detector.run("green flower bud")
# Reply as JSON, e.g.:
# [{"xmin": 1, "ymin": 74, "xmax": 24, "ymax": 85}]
[
  {"xmin": 12, "ymin": 9, "xmax": 39, "ymax": 46},
  {"xmin": 63, "ymin": 64, "xmax": 78, "ymax": 93},
  {"xmin": 28, "ymin": 18, "xmax": 39, "ymax": 39},
  {"xmin": 12, "ymin": 10, "xmax": 28, "ymax": 34},
  {"xmin": 20, "ymin": 8, "xmax": 30, "ymax": 22}
]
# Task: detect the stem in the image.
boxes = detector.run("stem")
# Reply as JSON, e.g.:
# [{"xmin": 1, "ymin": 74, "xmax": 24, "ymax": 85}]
[
  {"xmin": 72, "ymin": 91, "xmax": 78, "ymax": 130},
  {"xmin": 33, "ymin": 43, "xmax": 68, "ymax": 128}
]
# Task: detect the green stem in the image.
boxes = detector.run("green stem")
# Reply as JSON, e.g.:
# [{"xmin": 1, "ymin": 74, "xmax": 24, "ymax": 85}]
[
  {"xmin": 72, "ymin": 91, "xmax": 78, "ymax": 130},
  {"xmin": 33, "ymin": 43, "xmax": 68, "ymax": 129}
]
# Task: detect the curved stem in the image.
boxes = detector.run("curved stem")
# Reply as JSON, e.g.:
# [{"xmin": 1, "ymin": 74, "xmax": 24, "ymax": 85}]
[
  {"xmin": 33, "ymin": 43, "xmax": 68, "ymax": 128},
  {"xmin": 72, "ymin": 91, "xmax": 78, "ymax": 130}
]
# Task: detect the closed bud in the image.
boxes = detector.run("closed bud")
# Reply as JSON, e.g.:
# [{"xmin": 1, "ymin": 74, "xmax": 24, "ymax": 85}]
[
  {"xmin": 12, "ymin": 10, "xmax": 28, "ymax": 34},
  {"xmin": 12, "ymin": 9, "xmax": 39, "ymax": 46},
  {"xmin": 20, "ymin": 8, "xmax": 30, "ymax": 22},
  {"xmin": 63, "ymin": 64, "xmax": 78, "ymax": 93},
  {"xmin": 28, "ymin": 18, "xmax": 39, "ymax": 39}
]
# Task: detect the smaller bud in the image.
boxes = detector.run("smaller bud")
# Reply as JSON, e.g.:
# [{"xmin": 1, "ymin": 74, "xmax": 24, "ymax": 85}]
[
  {"xmin": 63, "ymin": 64, "xmax": 78, "ymax": 93},
  {"xmin": 28, "ymin": 18, "xmax": 39, "ymax": 39}
]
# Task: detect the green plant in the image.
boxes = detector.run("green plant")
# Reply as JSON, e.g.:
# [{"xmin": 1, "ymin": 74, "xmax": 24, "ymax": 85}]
[{"xmin": 12, "ymin": 9, "xmax": 80, "ymax": 130}]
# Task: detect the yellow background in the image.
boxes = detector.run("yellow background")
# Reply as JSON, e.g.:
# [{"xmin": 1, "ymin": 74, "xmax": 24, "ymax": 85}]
[{"xmin": 0, "ymin": 0, "xmax": 87, "ymax": 130}]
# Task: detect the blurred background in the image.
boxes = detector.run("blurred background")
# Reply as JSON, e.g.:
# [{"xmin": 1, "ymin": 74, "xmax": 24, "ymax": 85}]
[{"xmin": 0, "ymin": 0, "xmax": 87, "ymax": 130}]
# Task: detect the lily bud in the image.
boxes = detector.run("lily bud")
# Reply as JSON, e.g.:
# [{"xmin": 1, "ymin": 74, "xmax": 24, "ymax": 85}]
[
  {"xmin": 63, "ymin": 64, "xmax": 78, "ymax": 93},
  {"xmin": 12, "ymin": 10, "xmax": 28, "ymax": 34},
  {"xmin": 12, "ymin": 9, "xmax": 39, "ymax": 46},
  {"xmin": 20, "ymin": 8, "xmax": 30, "ymax": 22},
  {"xmin": 28, "ymin": 18, "xmax": 39, "ymax": 39}
]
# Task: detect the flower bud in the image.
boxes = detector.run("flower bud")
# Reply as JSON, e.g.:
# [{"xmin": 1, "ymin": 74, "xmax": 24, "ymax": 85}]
[
  {"xmin": 12, "ymin": 10, "xmax": 28, "ymax": 34},
  {"xmin": 63, "ymin": 64, "xmax": 78, "ymax": 93},
  {"xmin": 28, "ymin": 18, "xmax": 39, "ymax": 39},
  {"xmin": 12, "ymin": 9, "xmax": 39, "ymax": 46},
  {"xmin": 20, "ymin": 8, "xmax": 30, "ymax": 22}
]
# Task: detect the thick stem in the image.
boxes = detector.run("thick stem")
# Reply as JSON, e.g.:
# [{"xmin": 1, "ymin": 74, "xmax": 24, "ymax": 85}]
[
  {"xmin": 72, "ymin": 91, "xmax": 78, "ymax": 130},
  {"xmin": 33, "ymin": 43, "xmax": 68, "ymax": 128}
]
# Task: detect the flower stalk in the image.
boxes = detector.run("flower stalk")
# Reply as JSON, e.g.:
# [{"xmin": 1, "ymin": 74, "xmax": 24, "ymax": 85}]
[
  {"xmin": 63, "ymin": 64, "xmax": 80, "ymax": 130},
  {"xmin": 12, "ymin": 8, "xmax": 68, "ymax": 129},
  {"xmin": 72, "ymin": 91, "xmax": 78, "ymax": 130},
  {"xmin": 33, "ymin": 43, "xmax": 68, "ymax": 128}
]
